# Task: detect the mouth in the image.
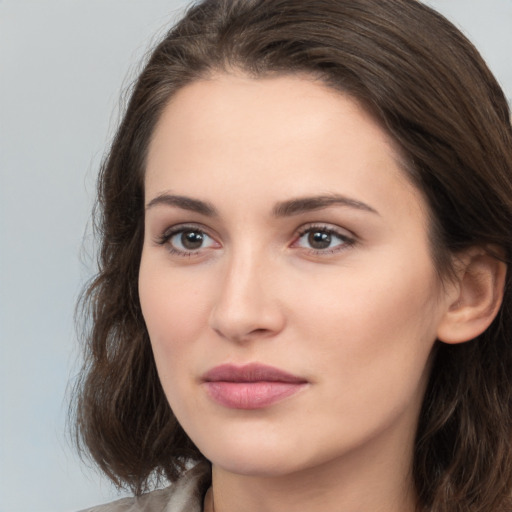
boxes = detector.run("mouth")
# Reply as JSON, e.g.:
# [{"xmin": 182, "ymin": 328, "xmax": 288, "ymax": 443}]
[{"xmin": 201, "ymin": 363, "xmax": 308, "ymax": 410}]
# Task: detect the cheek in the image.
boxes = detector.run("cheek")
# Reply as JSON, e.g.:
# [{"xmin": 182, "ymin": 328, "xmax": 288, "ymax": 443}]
[
  {"xmin": 138, "ymin": 257, "xmax": 212, "ymax": 381},
  {"xmin": 138, "ymin": 264, "xmax": 215, "ymax": 428},
  {"xmin": 295, "ymin": 254, "xmax": 441, "ymax": 398},
  {"xmin": 284, "ymin": 271, "xmax": 438, "ymax": 456},
  {"xmin": 299, "ymin": 261, "xmax": 437, "ymax": 334}
]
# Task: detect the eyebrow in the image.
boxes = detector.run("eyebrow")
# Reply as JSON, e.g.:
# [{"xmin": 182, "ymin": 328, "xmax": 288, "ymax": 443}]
[
  {"xmin": 272, "ymin": 194, "xmax": 379, "ymax": 217},
  {"xmin": 146, "ymin": 193, "xmax": 218, "ymax": 216},
  {"xmin": 145, "ymin": 192, "xmax": 378, "ymax": 217}
]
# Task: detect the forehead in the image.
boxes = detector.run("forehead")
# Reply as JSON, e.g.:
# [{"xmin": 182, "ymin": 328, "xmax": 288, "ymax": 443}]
[
  {"xmin": 149, "ymin": 73, "xmax": 395, "ymax": 161},
  {"xmin": 145, "ymin": 73, "xmax": 423, "ymax": 221}
]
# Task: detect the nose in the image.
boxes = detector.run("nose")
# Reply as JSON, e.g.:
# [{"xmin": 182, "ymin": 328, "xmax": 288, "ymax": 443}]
[{"xmin": 208, "ymin": 249, "xmax": 286, "ymax": 343}]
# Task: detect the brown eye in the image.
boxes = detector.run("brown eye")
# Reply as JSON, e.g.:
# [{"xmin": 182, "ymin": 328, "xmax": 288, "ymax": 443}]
[
  {"xmin": 308, "ymin": 231, "xmax": 332, "ymax": 249},
  {"xmin": 181, "ymin": 230, "xmax": 204, "ymax": 250},
  {"xmin": 294, "ymin": 226, "xmax": 354, "ymax": 253},
  {"xmin": 164, "ymin": 228, "xmax": 218, "ymax": 254}
]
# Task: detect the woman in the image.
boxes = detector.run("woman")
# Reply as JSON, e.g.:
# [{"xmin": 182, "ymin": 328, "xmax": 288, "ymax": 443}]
[{"xmin": 74, "ymin": 0, "xmax": 512, "ymax": 511}]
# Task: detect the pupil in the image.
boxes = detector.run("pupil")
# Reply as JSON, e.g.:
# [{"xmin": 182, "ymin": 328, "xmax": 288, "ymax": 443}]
[
  {"xmin": 308, "ymin": 231, "xmax": 331, "ymax": 249},
  {"xmin": 182, "ymin": 231, "xmax": 203, "ymax": 249}
]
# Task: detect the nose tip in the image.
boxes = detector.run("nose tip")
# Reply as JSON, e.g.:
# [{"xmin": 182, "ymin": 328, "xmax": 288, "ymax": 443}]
[{"xmin": 208, "ymin": 258, "xmax": 285, "ymax": 343}]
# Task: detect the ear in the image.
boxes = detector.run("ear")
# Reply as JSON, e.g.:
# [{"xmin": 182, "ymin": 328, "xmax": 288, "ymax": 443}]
[{"xmin": 437, "ymin": 248, "xmax": 507, "ymax": 344}]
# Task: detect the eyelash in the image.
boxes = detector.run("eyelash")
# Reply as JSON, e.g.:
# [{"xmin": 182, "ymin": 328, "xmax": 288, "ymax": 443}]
[
  {"xmin": 293, "ymin": 224, "xmax": 356, "ymax": 255},
  {"xmin": 154, "ymin": 223, "xmax": 356, "ymax": 257},
  {"xmin": 155, "ymin": 224, "xmax": 217, "ymax": 258}
]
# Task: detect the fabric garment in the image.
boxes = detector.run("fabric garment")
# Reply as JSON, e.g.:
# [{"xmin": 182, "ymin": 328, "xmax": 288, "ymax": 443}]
[{"xmin": 79, "ymin": 462, "xmax": 211, "ymax": 512}]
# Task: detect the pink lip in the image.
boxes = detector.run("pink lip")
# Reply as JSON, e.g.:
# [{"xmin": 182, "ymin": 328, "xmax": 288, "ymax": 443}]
[{"xmin": 202, "ymin": 363, "xmax": 308, "ymax": 410}]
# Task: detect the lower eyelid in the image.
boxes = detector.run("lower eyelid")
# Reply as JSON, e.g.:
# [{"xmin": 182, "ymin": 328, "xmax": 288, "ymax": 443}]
[{"xmin": 154, "ymin": 226, "xmax": 222, "ymax": 258}]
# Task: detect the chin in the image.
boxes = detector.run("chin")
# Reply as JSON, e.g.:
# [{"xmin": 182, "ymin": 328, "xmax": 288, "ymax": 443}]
[
  {"xmin": 199, "ymin": 432, "xmax": 346, "ymax": 480},
  {"xmin": 195, "ymin": 431, "xmax": 308, "ymax": 477},
  {"xmin": 210, "ymin": 453, "xmax": 305, "ymax": 478}
]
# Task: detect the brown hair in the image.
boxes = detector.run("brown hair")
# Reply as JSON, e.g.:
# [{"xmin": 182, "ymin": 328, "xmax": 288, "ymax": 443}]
[{"xmin": 73, "ymin": 0, "xmax": 512, "ymax": 509}]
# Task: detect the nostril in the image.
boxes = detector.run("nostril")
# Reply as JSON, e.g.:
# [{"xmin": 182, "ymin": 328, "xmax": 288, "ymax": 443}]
[
  {"xmin": 211, "ymin": 324, "xmax": 277, "ymax": 343},
  {"xmin": 251, "ymin": 328, "xmax": 269, "ymax": 335}
]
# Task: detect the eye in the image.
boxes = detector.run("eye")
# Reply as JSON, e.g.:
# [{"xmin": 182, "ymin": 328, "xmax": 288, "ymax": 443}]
[
  {"xmin": 293, "ymin": 225, "xmax": 354, "ymax": 253},
  {"xmin": 157, "ymin": 226, "xmax": 219, "ymax": 256},
  {"xmin": 171, "ymin": 229, "xmax": 211, "ymax": 250}
]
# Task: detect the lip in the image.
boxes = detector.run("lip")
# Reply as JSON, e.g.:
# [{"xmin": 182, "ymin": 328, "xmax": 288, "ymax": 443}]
[{"xmin": 202, "ymin": 363, "xmax": 308, "ymax": 410}]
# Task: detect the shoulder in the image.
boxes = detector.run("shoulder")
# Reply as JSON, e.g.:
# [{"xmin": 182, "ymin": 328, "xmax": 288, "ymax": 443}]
[{"xmin": 78, "ymin": 462, "xmax": 211, "ymax": 512}]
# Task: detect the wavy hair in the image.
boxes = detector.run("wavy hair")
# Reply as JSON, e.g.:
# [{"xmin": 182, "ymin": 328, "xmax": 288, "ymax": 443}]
[{"xmin": 72, "ymin": 0, "xmax": 512, "ymax": 509}]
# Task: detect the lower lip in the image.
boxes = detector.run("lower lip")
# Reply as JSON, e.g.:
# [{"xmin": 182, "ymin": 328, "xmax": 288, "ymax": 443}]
[{"xmin": 204, "ymin": 381, "xmax": 307, "ymax": 409}]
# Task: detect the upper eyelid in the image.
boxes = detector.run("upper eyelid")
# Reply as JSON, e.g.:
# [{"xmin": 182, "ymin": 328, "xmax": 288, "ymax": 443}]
[
  {"xmin": 291, "ymin": 225, "xmax": 357, "ymax": 256},
  {"xmin": 295, "ymin": 222, "xmax": 356, "ymax": 238},
  {"xmin": 155, "ymin": 225, "xmax": 220, "ymax": 257},
  {"xmin": 153, "ymin": 221, "xmax": 357, "ymax": 246},
  {"xmin": 152, "ymin": 225, "xmax": 216, "ymax": 252},
  {"xmin": 160, "ymin": 222, "xmax": 215, "ymax": 238}
]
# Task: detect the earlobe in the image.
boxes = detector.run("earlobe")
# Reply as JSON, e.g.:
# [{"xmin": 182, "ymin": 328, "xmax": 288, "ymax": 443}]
[{"xmin": 436, "ymin": 248, "xmax": 507, "ymax": 345}]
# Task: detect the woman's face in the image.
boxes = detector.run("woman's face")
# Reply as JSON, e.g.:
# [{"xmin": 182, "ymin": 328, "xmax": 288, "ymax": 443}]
[{"xmin": 139, "ymin": 74, "xmax": 453, "ymax": 478}]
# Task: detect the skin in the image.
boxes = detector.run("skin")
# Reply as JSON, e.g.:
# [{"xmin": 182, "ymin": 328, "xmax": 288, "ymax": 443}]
[{"xmin": 139, "ymin": 73, "xmax": 460, "ymax": 512}]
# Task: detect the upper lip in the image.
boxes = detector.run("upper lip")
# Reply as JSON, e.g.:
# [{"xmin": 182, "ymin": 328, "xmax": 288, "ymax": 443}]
[{"xmin": 202, "ymin": 363, "xmax": 307, "ymax": 383}]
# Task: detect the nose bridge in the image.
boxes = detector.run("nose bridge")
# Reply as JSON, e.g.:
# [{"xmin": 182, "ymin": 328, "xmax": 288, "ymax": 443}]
[{"xmin": 209, "ymin": 240, "xmax": 284, "ymax": 341}]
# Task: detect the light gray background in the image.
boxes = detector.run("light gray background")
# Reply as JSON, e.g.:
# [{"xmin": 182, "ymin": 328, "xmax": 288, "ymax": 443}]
[{"xmin": 1, "ymin": 1, "xmax": 511, "ymax": 511}]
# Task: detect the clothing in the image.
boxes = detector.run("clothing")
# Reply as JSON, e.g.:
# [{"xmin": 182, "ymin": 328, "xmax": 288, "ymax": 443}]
[{"xmin": 79, "ymin": 462, "xmax": 211, "ymax": 512}]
